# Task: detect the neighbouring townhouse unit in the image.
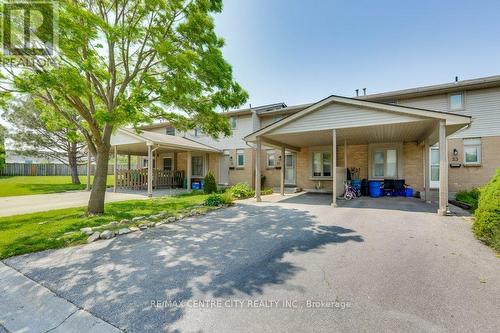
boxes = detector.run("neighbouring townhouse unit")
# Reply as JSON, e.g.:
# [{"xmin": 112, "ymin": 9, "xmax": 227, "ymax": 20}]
[{"xmin": 110, "ymin": 75, "xmax": 500, "ymax": 215}]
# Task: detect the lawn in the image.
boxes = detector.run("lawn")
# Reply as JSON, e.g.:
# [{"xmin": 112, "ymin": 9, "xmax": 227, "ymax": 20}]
[
  {"xmin": 0, "ymin": 175, "xmax": 115, "ymax": 197},
  {"xmin": 0, "ymin": 192, "xmax": 209, "ymax": 259}
]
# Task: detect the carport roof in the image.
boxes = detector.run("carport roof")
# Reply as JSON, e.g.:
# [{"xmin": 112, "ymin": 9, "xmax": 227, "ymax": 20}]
[
  {"xmin": 244, "ymin": 95, "xmax": 471, "ymax": 148},
  {"xmin": 110, "ymin": 128, "xmax": 221, "ymax": 155}
]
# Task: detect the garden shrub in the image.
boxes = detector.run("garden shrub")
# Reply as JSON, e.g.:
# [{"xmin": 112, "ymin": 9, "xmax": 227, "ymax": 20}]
[
  {"xmin": 204, "ymin": 171, "xmax": 217, "ymax": 194},
  {"xmin": 456, "ymin": 188, "xmax": 481, "ymax": 211},
  {"xmin": 229, "ymin": 183, "xmax": 254, "ymax": 199},
  {"xmin": 220, "ymin": 191, "xmax": 234, "ymax": 205},
  {"xmin": 473, "ymin": 169, "xmax": 500, "ymax": 251},
  {"xmin": 261, "ymin": 188, "xmax": 273, "ymax": 195},
  {"xmin": 204, "ymin": 193, "xmax": 222, "ymax": 206}
]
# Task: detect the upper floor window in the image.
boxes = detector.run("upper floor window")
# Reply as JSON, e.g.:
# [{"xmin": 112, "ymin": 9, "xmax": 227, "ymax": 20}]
[
  {"xmin": 266, "ymin": 150, "xmax": 275, "ymax": 167},
  {"xmin": 165, "ymin": 126, "xmax": 175, "ymax": 136},
  {"xmin": 229, "ymin": 116, "xmax": 237, "ymax": 129},
  {"xmin": 449, "ymin": 93, "xmax": 464, "ymax": 111},
  {"xmin": 463, "ymin": 138, "xmax": 481, "ymax": 165}
]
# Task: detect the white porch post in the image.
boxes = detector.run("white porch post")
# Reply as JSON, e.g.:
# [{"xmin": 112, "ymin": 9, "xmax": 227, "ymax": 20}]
[
  {"xmin": 332, "ymin": 129, "xmax": 337, "ymax": 207},
  {"xmin": 113, "ymin": 146, "xmax": 117, "ymax": 193},
  {"xmin": 424, "ymin": 139, "xmax": 431, "ymax": 203},
  {"xmin": 280, "ymin": 146, "xmax": 285, "ymax": 196},
  {"xmin": 186, "ymin": 151, "xmax": 192, "ymax": 191},
  {"xmin": 255, "ymin": 137, "xmax": 262, "ymax": 202},
  {"xmin": 438, "ymin": 120, "xmax": 448, "ymax": 215},
  {"xmin": 86, "ymin": 147, "xmax": 91, "ymax": 191},
  {"xmin": 147, "ymin": 144, "xmax": 153, "ymax": 197}
]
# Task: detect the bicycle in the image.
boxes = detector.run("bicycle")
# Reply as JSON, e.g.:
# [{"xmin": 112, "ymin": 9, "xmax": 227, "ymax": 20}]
[{"xmin": 343, "ymin": 181, "xmax": 358, "ymax": 200}]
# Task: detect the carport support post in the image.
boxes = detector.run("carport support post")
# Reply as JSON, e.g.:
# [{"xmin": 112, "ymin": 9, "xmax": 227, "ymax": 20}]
[
  {"xmin": 424, "ymin": 139, "xmax": 431, "ymax": 203},
  {"xmin": 186, "ymin": 151, "xmax": 192, "ymax": 192},
  {"xmin": 332, "ymin": 129, "xmax": 337, "ymax": 207},
  {"xmin": 438, "ymin": 120, "xmax": 448, "ymax": 215},
  {"xmin": 255, "ymin": 137, "xmax": 262, "ymax": 202},
  {"xmin": 113, "ymin": 146, "xmax": 117, "ymax": 193},
  {"xmin": 280, "ymin": 146, "xmax": 285, "ymax": 196},
  {"xmin": 147, "ymin": 144, "xmax": 153, "ymax": 197}
]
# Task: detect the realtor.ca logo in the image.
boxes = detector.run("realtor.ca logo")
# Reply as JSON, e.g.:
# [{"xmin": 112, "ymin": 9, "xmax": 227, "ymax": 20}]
[{"xmin": 1, "ymin": 1, "xmax": 57, "ymax": 56}]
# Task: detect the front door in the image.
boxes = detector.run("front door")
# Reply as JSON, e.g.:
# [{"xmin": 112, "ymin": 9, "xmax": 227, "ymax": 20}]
[
  {"xmin": 430, "ymin": 147, "xmax": 439, "ymax": 188},
  {"xmin": 219, "ymin": 153, "xmax": 230, "ymax": 185},
  {"xmin": 284, "ymin": 153, "xmax": 296, "ymax": 185}
]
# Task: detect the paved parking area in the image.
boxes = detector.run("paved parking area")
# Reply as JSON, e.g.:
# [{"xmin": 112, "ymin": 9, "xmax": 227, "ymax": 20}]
[{"xmin": 1, "ymin": 193, "xmax": 499, "ymax": 332}]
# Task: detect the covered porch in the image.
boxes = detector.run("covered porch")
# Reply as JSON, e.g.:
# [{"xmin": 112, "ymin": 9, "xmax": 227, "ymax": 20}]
[
  {"xmin": 107, "ymin": 128, "xmax": 221, "ymax": 197},
  {"xmin": 246, "ymin": 96, "xmax": 472, "ymax": 215}
]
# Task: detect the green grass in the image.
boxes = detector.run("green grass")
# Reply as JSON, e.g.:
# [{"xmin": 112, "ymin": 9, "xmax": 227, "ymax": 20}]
[
  {"xmin": 0, "ymin": 192, "xmax": 209, "ymax": 259},
  {"xmin": 0, "ymin": 175, "xmax": 115, "ymax": 197}
]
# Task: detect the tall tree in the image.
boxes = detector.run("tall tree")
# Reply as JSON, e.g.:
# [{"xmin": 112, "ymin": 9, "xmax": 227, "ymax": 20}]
[
  {"xmin": 3, "ymin": 99, "xmax": 86, "ymax": 184},
  {"xmin": 0, "ymin": 0, "xmax": 247, "ymax": 214}
]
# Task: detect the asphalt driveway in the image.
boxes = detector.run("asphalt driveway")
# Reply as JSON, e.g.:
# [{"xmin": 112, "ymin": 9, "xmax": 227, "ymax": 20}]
[{"xmin": 2, "ymin": 193, "xmax": 499, "ymax": 332}]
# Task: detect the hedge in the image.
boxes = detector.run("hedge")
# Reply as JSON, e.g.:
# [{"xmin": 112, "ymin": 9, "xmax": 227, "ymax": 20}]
[{"xmin": 473, "ymin": 169, "xmax": 500, "ymax": 252}]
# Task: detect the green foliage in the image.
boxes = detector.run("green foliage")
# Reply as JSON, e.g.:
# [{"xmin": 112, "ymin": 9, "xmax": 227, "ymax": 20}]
[
  {"xmin": 456, "ymin": 188, "xmax": 481, "ymax": 211},
  {"xmin": 473, "ymin": 169, "xmax": 500, "ymax": 252},
  {"xmin": 204, "ymin": 170, "xmax": 217, "ymax": 194},
  {"xmin": 229, "ymin": 182, "xmax": 254, "ymax": 199},
  {"xmin": 0, "ymin": 193, "xmax": 210, "ymax": 259},
  {"xmin": 0, "ymin": 125, "xmax": 5, "ymax": 170},
  {"xmin": 261, "ymin": 188, "xmax": 273, "ymax": 195},
  {"xmin": 220, "ymin": 191, "xmax": 234, "ymax": 204},
  {"xmin": 204, "ymin": 193, "xmax": 222, "ymax": 206}
]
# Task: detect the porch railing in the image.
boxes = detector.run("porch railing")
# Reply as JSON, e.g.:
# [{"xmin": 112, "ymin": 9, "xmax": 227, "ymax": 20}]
[{"xmin": 116, "ymin": 169, "xmax": 184, "ymax": 190}]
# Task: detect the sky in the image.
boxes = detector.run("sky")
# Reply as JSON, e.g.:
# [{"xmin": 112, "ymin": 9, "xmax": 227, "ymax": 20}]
[{"xmin": 214, "ymin": 0, "xmax": 500, "ymax": 107}]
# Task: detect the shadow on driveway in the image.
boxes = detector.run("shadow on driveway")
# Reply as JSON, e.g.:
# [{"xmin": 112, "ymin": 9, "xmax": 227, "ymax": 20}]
[{"xmin": 5, "ymin": 203, "xmax": 363, "ymax": 332}]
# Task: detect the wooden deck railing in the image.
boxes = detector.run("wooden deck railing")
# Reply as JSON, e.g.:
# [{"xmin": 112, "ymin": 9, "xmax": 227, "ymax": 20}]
[{"xmin": 116, "ymin": 169, "xmax": 184, "ymax": 190}]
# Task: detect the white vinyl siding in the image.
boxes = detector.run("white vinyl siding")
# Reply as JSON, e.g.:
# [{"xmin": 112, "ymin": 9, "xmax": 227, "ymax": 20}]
[
  {"xmin": 397, "ymin": 87, "xmax": 500, "ymax": 139},
  {"xmin": 272, "ymin": 104, "xmax": 422, "ymax": 135}
]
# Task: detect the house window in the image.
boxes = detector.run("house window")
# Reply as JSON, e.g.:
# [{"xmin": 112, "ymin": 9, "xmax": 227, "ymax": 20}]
[
  {"xmin": 191, "ymin": 156, "xmax": 204, "ymax": 177},
  {"xmin": 165, "ymin": 126, "xmax": 175, "ymax": 136},
  {"xmin": 312, "ymin": 152, "xmax": 332, "ymax": 177},
  {"xmin": 229, "ymin": 116, "xmax": 237, "ymax": 129},
  {"xmin": 463, "ymin": 138, "xmax": 481, "ymax": 165},
  {"xmin": 163, "ymin": 157, "xmax": 173, "ymax": 171},
  {"xmin": 266, "ymin": 150, "xmax": 275, "ymax": 167},
  {"xmin": 236, "ymin": 149, "xmax": 245, "ymax": 167},
  {"xmin": 372, "ymin": 149, "xmax": 397, "ymax": 178},
  {"xmin": 449, "ymin": 93, "xmax": 464, "ymax": 111}
]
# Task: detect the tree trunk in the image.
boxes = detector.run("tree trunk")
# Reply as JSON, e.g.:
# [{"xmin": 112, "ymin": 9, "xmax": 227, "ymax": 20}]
[
  {"xmin": 68, "ymin": 142, "xmax": 80, "ymax": 185},
  {"xmin": 87, "ymin": 145, "xmax": 110, "ymax": 215}
]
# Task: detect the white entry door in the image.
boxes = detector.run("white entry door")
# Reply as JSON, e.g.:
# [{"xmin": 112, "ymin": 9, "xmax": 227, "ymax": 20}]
[
  {"xmin": 430, "ymin": 147, "xmax": 440, "ymax": 188},
  {"xmin": 284, "ymin": 153, "xmax": 296, "ymax": 185},
  {"xmin": 219, "ymin": 153, "xmax": 230, "ymax": 185}
]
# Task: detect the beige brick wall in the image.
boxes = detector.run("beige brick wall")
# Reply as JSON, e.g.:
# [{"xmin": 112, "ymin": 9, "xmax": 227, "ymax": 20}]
[
  {"xmin": 447, "ymin": 136, "xmax": 500, "ymax": 192},
  {"xmin": 403, "ymin": 142, "xmax": 424, "ymax": 192},
  {"xmin": 260, "ymin": 148, "xmax": 283, "ymax": 188},
  {"xmin": 228, "ymin": 148, "xmax": 255, "ymax": 187}
]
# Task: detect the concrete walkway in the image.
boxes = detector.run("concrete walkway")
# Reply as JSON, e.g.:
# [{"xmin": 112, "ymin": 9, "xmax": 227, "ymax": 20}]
[
  {"xmin": 0, "ymin": 189, "xmax": 188, "ymax": 217},
  {"xmin": 0, "ymin": 262, "xmax": 122, "ymax": 333}
]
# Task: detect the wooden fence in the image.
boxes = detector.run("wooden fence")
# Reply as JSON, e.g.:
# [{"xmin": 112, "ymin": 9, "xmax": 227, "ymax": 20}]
[
  {"xmin": 0, "ymin": 163, "xmax": 135, "ymax": 176},
  {"xmin": 116, "ymin": 169, "xmax": 184, "ymax": 190}
]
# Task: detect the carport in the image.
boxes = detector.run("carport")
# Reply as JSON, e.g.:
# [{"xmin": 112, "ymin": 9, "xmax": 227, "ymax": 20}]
[{"xmin": 245, "ymin": 95, "xmax": 472, "ymax": 215}]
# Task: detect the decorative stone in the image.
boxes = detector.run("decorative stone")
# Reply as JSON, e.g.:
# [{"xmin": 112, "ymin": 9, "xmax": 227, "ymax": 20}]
[
  {"xmin": 109, "ymin": 221, "xmax": 118, "ymax": 227},
  {"xmin": 80, "ymin": 227, "xmax": 93, "ymax": 235},
  {"xmin": 166, "ymin": 216, "xmax": 176, "ymax": 223},
  {"xmin": 100, "ymin": 230, "xmax": 115, "ymax": 239},
  {"xmin": 139, "ymin": 224, "xmax": 148, "ymax": 230},
  {"xmin": 118, "ymin": 228, "xmax": 130, "ymax": 235},
  {"xmin": 87, "ymin": 232, "xmax": 100, "ymax": 243},
  {"xmin": 132, "ymin": 216, "xmax": 146, "ymax": 222},
  {"xmin": 155, "ymin": 222, "xmax": 164, "ymax": 227},
  {"xmin": 147, "ymin": 221, "xmax": 156, "ymax": 228},
  {"xmin": 129, "ymin": 227, "xmax": 140, "ymax": 232},
  {"xmin": 120, "ymin": 219, "xmax": 130, "ymax": 224}
]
